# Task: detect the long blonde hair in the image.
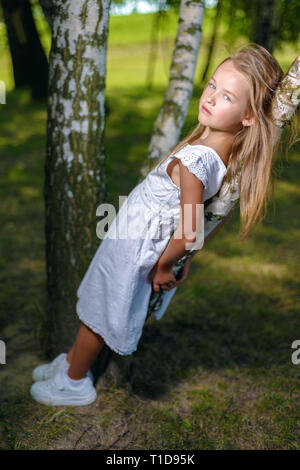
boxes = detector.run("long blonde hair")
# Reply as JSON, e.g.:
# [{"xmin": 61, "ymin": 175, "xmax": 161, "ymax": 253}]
[{"xmin": 149, "ymin": 43, "xmax": 299, "ymax": 241}]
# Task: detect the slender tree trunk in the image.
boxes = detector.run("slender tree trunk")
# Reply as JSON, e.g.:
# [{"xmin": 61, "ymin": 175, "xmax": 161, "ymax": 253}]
[
  {"xmin": 145, "ymin": 7, "xmax": 164, "ymax": 90},
  {"xmin": 201, "ymin": 0, "xmax": 222, "ymax": 84},
  {"xmin": 44, "ymin": 0, "xmax": 111, "ymax": 356},
  {"xmin": 0, "ymin": 0, "xmax": 49, "ymax": 100},
  {"xmin": 141, "ymin": 0, "xmax": 205, "ymax": 176},
  {"xmin": 38, "ymin": 0, "xmax": 54, "ymax": 31},
  {"xmin": 251, "ymin": 0, "xmax": 282, "ymax": 53}
]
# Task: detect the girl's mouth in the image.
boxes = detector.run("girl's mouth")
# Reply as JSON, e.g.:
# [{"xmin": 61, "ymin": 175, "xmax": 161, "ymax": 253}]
[{"xmin": 201, "ymin": 105, "xmax": 212, "ymax": 115}]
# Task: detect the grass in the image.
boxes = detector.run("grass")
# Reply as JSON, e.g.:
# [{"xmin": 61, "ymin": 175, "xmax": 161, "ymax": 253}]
[{"xmin": 0, "ymin": 9, "xmax": 300, "ymax": 451}]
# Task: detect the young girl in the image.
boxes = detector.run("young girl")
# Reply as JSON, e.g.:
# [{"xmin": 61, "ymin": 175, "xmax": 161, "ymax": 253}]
[{"xmin": 30, "ymin": 43, "xmax": 287, "ymax": 406}]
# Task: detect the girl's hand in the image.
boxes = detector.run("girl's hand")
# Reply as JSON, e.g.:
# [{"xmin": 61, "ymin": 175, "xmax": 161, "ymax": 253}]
[
  {"xmin": 173, "ymin": 257, "xmax": 192, "ymax": 287},
  {"xmin": 147, "ymin": 264, "xmax": 177, "ymax": 292}
]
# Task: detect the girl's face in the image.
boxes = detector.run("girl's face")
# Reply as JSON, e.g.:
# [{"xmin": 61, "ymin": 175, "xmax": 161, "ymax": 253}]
[{"xmin": 198, "ymin": 59, "xmax": 254, "ymax": 132}]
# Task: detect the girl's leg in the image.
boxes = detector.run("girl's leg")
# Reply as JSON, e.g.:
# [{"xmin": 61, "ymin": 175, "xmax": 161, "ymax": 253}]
[
  {"xmin": 67, "ymin": 321, "xmax": 105, "ymax": 380},
  {"xmin": 66, "ymin": 345, "xmax": 75, "ymax": 365}
]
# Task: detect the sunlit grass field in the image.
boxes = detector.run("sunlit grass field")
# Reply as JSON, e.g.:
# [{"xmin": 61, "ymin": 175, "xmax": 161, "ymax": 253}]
[{"xmin": 0, "ymin": 8, "xmax": 299, "ymax": 450}]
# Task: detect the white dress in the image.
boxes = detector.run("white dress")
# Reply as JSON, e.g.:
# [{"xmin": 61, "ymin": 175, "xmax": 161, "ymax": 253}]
[{"xmin": 76, "ymin": 143, "xmax": 227, "ymax": 355}]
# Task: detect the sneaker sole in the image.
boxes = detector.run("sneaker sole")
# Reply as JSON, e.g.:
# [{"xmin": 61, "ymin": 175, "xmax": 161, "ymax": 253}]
[{"xmin": 31, "ymin": 390, "xmax": 97, "ymax": 406}]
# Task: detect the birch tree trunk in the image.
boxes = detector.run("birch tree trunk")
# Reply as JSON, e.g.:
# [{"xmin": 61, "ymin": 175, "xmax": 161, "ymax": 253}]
[
  {"xmin": 140, "ymin": 0, "xmax": 206, "ymax": 177},
  {"xmin": 251, "ymin": 0, "xmax": 282, "ymax": 53},
  {"xmin": 44, "ymin": 0, "xmax": 111, "ymax": 355},
  {"xmin": 1, "ymin": 0, "xmax": 49, "ymax": 100}
]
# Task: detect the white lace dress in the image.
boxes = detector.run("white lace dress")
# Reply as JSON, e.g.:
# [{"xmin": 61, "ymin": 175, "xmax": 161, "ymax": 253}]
[{"xmin": 76, "ymin": 144, "xmax": 227, "ymax": 355}]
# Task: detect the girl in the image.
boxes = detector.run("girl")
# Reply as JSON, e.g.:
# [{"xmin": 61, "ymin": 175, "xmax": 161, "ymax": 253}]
[{"xmin": 30, "ymin": 43, "xmax": 288, "ymax": 406}]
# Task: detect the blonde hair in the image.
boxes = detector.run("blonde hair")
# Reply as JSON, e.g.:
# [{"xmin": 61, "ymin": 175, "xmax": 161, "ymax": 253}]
[{"xmin": 148, "ymin": 43, "xmax": 299, "ymax": 241}]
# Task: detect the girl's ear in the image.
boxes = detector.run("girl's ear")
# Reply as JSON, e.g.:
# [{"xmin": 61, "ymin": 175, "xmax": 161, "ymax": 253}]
[{"xmin": 242, "ymin": 111, "xmax": 256, "ymax": 127}]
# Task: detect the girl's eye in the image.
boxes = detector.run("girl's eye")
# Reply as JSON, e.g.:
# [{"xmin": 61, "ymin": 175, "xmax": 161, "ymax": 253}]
[{"xmin": 207, "ymin": 82, "xmax": 232, "ymax": 102}]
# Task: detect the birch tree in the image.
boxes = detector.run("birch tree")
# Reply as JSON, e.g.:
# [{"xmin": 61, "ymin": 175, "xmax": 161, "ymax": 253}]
[
  {"xmin": 44, "ymin": 0, "xmax": 111, "ymax": 355},
  {"xmin": 140, "ymin": 0, "xmax": 206, "ymax": 176},
  {"xmin": 251, "ymin": 0, "xmax": 282, "ymax": 53}
]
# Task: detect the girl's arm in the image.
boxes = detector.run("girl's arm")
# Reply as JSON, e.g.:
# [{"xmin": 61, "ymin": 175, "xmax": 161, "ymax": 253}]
[
  {"xmin": 151, "ymin": 163, "xmax": 234, "ymax": 290},
  {"xmin": 158, "ymin": 160, "xmax": 204, "ymax": 269}
]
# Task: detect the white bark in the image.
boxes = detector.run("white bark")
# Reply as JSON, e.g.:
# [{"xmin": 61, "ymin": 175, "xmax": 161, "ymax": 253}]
[
  {"xmin": 140, "ymin": 0, "xmax": 206, "ymax": 178},
  {"xmin": 272, "ymin": 56, "xmax": 300, "ymax": 131},
  {"xmin": 45, "ymin": 0, "xmax": 111, "ymax": 353}
]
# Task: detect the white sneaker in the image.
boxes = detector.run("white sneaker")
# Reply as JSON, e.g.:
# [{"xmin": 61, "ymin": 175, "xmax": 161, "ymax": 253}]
[
  {"xmin": 32, "ymin": 353, "xmax": 94, "ymax": 382},
  {"xmin": 30, "ymin": 369, "xmax": 97, "ymax": 406}
]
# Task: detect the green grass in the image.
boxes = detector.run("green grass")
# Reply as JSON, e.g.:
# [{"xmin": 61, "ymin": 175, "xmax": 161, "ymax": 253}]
[{"xmin": 0, "ymin": 9, "xmax": 300, "ymax": 451}]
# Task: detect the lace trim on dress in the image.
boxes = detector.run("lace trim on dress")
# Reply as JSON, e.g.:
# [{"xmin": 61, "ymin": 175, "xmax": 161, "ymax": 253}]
[{"xmin": 174, "ymin": 148, "xmax": 214, "ymax": 189}]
